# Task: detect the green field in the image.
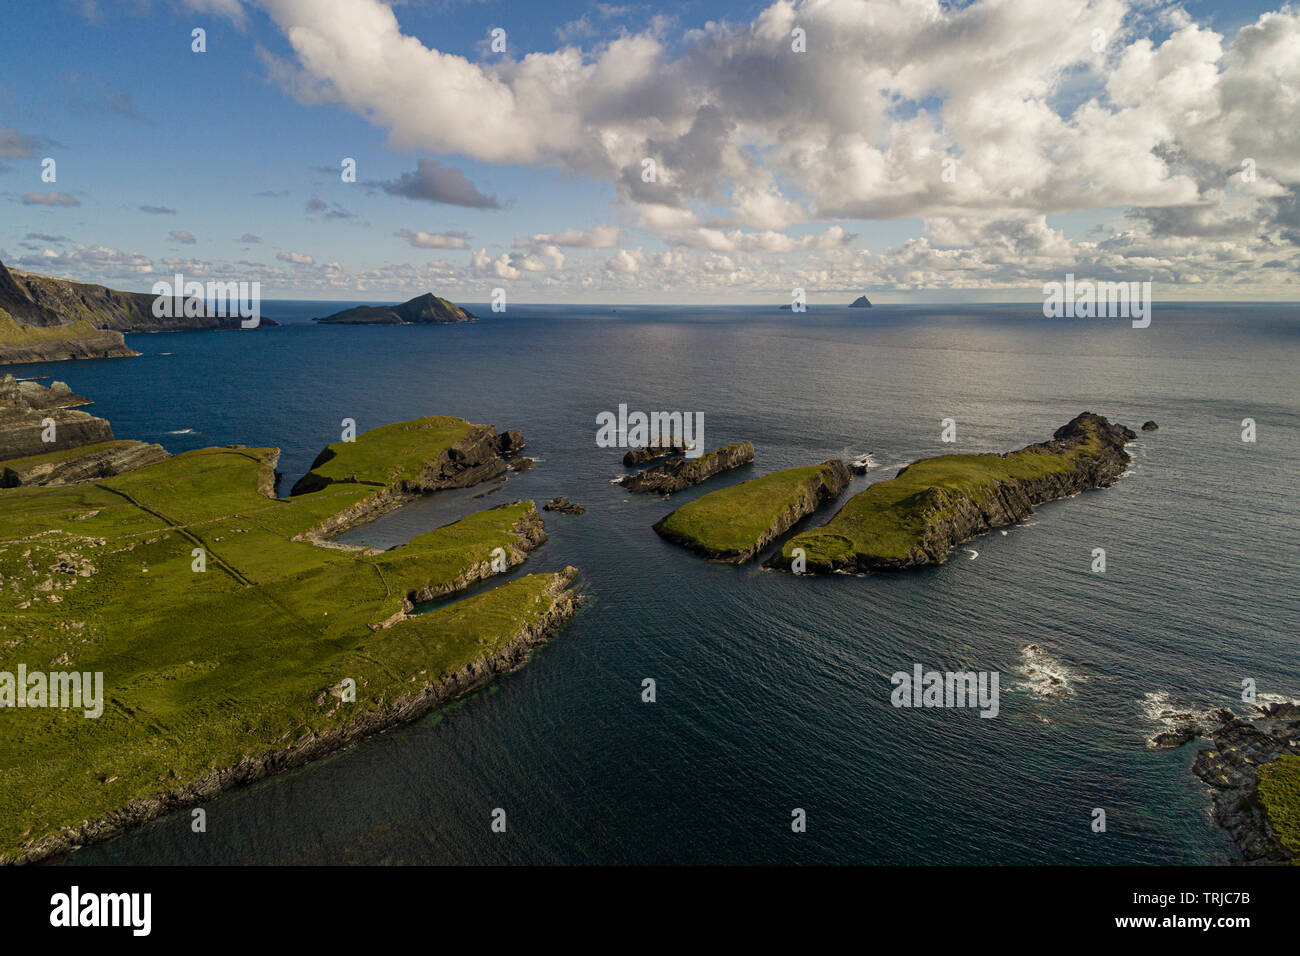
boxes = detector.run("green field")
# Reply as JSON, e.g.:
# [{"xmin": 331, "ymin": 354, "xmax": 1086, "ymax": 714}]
[
  {"xmin": 654, "ymin": 462, "xmax": 846, "ymax": 560},
  {"xmin": 0, "ymin": 422, "xmax": 575, "ymax": 862},
  {"xmin": 303, "ymin": 417, "xmax": 476, "ymax": 485},
  {"xmin": 1258, "ymin": 755, "xmax": 1300, "ymax": 858},
  {"xmin": 780, "ymin": 418, "xmax": 1116, "ymax": 569}
]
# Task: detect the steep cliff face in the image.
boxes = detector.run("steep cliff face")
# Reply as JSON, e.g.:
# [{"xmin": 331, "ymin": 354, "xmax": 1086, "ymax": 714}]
[
  {"xmin": 0, "ymin": 375, "xmax": 169, "ymax": 484},
  {"xmin": 777, "ymin": 412, "xmax": 1135, "ymax": 573},
  {"xmin": 620, "ymin": 441, "xmax": 755, "ymax": 494},
  {"xmin": 0, "ymin": 259, "xmax": 268, "ymax": 365}
]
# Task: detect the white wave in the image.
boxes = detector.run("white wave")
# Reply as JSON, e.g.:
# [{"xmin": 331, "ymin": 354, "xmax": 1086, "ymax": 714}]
[
  {"xmin": 1015, "ymin": 643, "xmax": 1085, "ymax": 699},
  {"xmin": 166, "ymin": 428, "xmax": 197, "ymax": 435},
  {"xmin": 964, "ymin": 548, "xmax": 978, "ymax": 560}
]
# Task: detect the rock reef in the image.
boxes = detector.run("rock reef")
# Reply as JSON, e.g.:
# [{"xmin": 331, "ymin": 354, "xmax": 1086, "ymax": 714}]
[{"xmin": 619, "ymin": 441, "xmax": 754, "ymax": 494}]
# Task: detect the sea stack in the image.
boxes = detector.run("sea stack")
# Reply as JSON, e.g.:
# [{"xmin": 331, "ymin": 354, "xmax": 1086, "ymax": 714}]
[{"xmin": 849, "ymin": 295, "xmax": 873, "ymax": 307}]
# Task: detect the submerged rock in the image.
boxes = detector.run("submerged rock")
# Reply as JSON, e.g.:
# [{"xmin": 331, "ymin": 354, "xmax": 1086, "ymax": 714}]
[{"xmin": 1141, "ymin": 420, "xmax": 1158, "ymax": 431}]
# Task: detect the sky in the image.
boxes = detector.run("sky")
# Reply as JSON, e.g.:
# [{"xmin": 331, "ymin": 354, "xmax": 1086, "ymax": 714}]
[{"xmin": 0, "ymin": 0, "xmax": 1297, "ymax": 303}]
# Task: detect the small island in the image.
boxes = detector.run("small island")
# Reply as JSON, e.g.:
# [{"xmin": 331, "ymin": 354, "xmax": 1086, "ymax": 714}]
[
  {"xmin": 619, "ymin": 441, "xmax": 754, "ymax": 494},
  {"xmin": 772, "ymin": 413, "xmax": 1135, "ymax": 572},
  {"xmin": 849, "ymin": 295, "xmax": 873, "ymax": 308},
  {"xmin": 653, "ymin": 459, "xmax": 850, "ymax": 563},
  {"xmin": 314, "ymin": 292, "xmax": 476, "ymax": 325}
]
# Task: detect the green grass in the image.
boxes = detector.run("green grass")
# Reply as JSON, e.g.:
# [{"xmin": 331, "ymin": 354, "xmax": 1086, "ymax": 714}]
[
  {"xmin": 305, "ymin": 417, "xmax": 476, "ymax": 485},
  {"xmin": 0, "ymin": 311, "xmax": 104, "ymax": 345},
  {"xmin": 655, "ymin": 462, "xmax": 843, "ymax": 558},
  {"xmin": 0, "ymin": 424, "xmax": 572, "ymax": 861},
  {"xmin": 1257, "ymin": 755, "xmax": 1300, "ymax": 858},
  {"xmin": 781, "ymin": 424, "xmax": 1110, "ymax": 567}
]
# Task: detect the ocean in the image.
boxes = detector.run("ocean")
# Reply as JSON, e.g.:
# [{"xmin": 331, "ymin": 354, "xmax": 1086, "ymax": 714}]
[{"xmin": 25, "ymin": 301, "xmax": 1298, "ymax": 864}]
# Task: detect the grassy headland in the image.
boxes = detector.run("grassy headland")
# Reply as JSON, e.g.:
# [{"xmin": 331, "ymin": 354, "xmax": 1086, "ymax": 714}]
[{"xmin": 0, "ymin": 418, "xmax": 578, "ymax": 863}]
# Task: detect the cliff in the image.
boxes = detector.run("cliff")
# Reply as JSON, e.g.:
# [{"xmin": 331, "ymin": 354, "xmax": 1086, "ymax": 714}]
[
  {"xmin": 619, "ymin": 441, "xmax": 754, "ymax": 494},
  {"xmin": 314, "ymin": 292, "xmax": 476, "ymax": 325},
  {"xmin": 774, "ymin": 413, "xmax": 1135, "ymax": 572},
  {"xmin": 0, "ymin": 374, "xmax": 168, "ymax": 485},
  {"xmin": 0, "ymin": 259, "xmax": 269, "ymax": 365}
]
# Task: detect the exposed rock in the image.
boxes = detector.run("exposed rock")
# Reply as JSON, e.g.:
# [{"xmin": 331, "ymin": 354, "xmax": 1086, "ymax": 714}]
[
  {"xmin": 620, "ymin": 441, "xmax": 755, "ymax": 494},
  {"xmin": 1190, "ymin": 711, "xmax": 1300, "ymax": 863},
  {"xmin": 543, "ymin": 496, "xmax": 586, "ymax": 515},
  {"xmin": 0, "ymin": 374, "xmax": 114, "ymax": 459},
  {"xmin": 623, "ymin": 442, "xmax": 691, "ymax": 466},
  {"xmin": 2, "ymin": 440, "xmax": 169, "ymax": 487},
  {"xmin": 849, "ymin": 295, "xmax": 873, "ymax": 307},
  {"xmin": 313, "ymin": 292, "xmax": 476, "ymax": 325},
  {"xmin": 1142, "ymin": 420, "xmax": 1158, "ymax": 431},
  {"xmin": 1259, "ymin": 701, "xmax": 1300, "ymax": 721},
  {"xmin": 509, "ymin": 456, "xmax": 534, "ymax": 473}
]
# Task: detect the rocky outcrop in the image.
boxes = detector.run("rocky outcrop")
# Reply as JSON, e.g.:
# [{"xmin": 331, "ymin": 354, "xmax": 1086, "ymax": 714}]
[
  {"xmin": 623, "ymin": 442, "xmax": 691, "ymax": 466},
  {"xmin": 849, "ymin": 295, "xmax": 873, "ymax": 307},
  {"xmin": 0, "ymin": 374, "xmax": 115, "ymax": 459},
  {"xmin": 620, "ymin": 441, "xmax": 755, "ymax": 494},
  {"xmin": 1142, "ymin": 420, "xmax": 1158, "ymax": 431},
  {"xmin": 314, "ymin": 292, "xmax": 476, "ymax": 325},
  {"xmin": 544, "ymin": 496, "xmax": 586, "ymax": 514},
  {"xmin": 1175, "ymin": 707, "xmax": 1300, "ymax": 863},
  {"xmin": 1, "ymin": 440, "xmax": 168, "ymax": 487},
  {"xmin": 5, "ymin": 567, "xmax": 582, "ymax": 866}
]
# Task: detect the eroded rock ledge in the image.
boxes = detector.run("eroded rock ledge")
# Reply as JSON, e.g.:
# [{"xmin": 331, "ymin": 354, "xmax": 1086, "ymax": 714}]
[{"xmin": 619, "ymin": 441, "xmax": 754, "ymax": 494}]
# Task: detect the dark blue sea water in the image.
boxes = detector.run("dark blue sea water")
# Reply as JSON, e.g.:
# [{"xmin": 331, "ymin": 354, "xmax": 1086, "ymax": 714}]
[{"xmin": 25, "ymin": 301, "xmax": 1299, "ymax": 865}]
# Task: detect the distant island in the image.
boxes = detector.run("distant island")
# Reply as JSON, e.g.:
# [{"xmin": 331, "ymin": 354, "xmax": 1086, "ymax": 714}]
[
  {"xmin": 849, "ymin": 296, "xmax": 872, "ymax": 307},
  {"xmin": 314, "ymin": 292, "xmax": 476, "ymax": 325}
]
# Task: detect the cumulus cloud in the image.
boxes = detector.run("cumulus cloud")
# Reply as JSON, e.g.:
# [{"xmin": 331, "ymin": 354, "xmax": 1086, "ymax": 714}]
[
  {"xmin": 396, "ymin": 229, "xmax": 470, "ymax": 249},
  {"xmin": 515, "ymin": 224, "xmax": 620, "ymax": 248},
  {"xmin": 169, "ymin": 230, "xmax": 197, "ymax": 244},
  {"xmin": 277, "ymin": 250, "xmax": 314, "ymax": 264},
  {"xmin": 377, "ymin": 159, "xmax": 501, "ymax": 208}
]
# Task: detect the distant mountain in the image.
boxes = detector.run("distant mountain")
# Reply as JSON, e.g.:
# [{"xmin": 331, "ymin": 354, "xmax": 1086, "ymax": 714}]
[
  {"xmin": 849, "ymin": 295, "xmax": 873, "ymax": 307},
  {"xmin": 314, "ymin": 292, "xmax": 476, "ymax": 325}
]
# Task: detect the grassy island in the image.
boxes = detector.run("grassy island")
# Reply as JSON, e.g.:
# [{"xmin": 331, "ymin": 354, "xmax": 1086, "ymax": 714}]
[
  {"xmin": 0, "ymin": 418, "xmax": 578, "ymax": 864},
  {"xmin": 775, "ymin": 412, "xmax": 1134, "ymax": 572},
  {"xmin": 653, "ymin": 459, "xmax": 850, "ymax": 563}
]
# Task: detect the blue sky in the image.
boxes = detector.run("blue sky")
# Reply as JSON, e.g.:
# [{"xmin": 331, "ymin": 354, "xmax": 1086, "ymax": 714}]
[{"xmin": 1, "ymin": 0, "xmax": 1296, "ymax": 302}]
